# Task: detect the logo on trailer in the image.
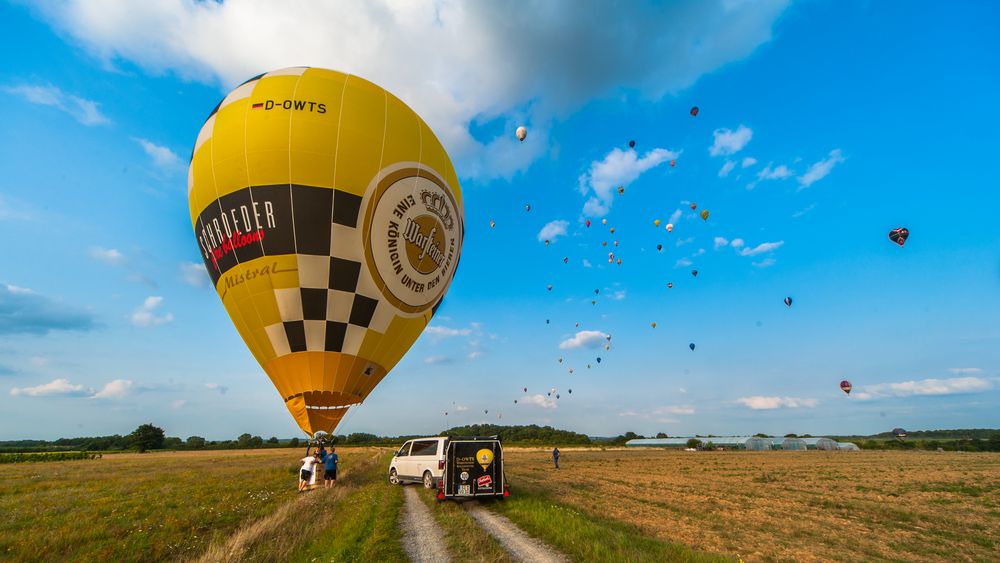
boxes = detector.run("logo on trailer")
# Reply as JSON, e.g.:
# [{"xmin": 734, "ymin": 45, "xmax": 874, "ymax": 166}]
[
  {"xmin": 363, "ymin": 165, "xmax": 463, "ymax": 314},
  {"xmin": 477, "ymin": 475, "xmax": 492, "ymax": 488},
  {"xmin": 476, "ymin": 448, "xmax": 494, "ymax": 470},
  {"xmin": 459, "ymin": 471, "xmax": 469, "ymax": 482}
]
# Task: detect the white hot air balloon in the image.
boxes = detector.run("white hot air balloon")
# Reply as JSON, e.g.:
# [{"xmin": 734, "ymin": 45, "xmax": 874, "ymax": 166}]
[{"xmin": 516, "ymin": 126, "xmax": 527, "ymax": 142}]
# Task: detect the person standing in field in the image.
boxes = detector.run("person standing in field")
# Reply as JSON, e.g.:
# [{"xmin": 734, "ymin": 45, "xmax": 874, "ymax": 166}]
[
  {"xmin": 322, "ymin": 447, "xmax": 339, "ymax": 488},
  {"xmin": 552, "ymin": 447, "xmax": 560, "ymax": 469},
  {"xmin": 299, "ymin": 452, "xmax": 320, "ymax": 492}
]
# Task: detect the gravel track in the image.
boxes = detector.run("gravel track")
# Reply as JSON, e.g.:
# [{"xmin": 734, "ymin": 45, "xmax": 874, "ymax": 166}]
[
  {"xmin": 400, "ymin": 486, "xmax": 451, "ymax": 563},
  {"xmin": 464, "ymin": 502, "xmax": 568, "ymax": 563}
]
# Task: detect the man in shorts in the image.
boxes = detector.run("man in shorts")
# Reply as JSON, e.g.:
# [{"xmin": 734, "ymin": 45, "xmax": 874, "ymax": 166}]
[
  {"xmin": 322, "ymin": 447, "xmax": 339, "ymax": 488},
  {"xmin": 299, "ymin": 452, "xmax": 320, "ymax": 492}
]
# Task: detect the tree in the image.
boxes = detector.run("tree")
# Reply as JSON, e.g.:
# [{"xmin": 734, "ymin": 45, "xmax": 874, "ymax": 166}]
[
  {"xmin": 686, "ymin": 438, "xmax": 702, "ymax": 449},
  {"xmin": 267, "ymin": 436, "xmax": 279, "ymax": 445},
  {"xmin": 753, "ymin": 433, "xmax": 769, "ymax": 438},
  {"xmin": 128, "ymin": 424, "xmax": 165, "ymax": 453},
  {"xmin": 187, "ymin": 436, "xmax": 206, "ymax": 449},
  {"xmin": 163, "ymin": 437, "xmax": 183, "ymax": 449},
  {"xmin": 289, "ymin": 437, "xmax": 300, "ymax": 448},
  {"xmin": 237, "ymin": 433, "xmax": 253, "ymax": 448},
  {"xmin": 784, "ymin": 433, "xmax": 798, "ymax": 438},
  {"xmin": 655, "ymin": 432, "xmax": 669, "ymax": 439},
  {"xmin": 249, "ymin": 435, "xmax": 264, "ymax": 448}
]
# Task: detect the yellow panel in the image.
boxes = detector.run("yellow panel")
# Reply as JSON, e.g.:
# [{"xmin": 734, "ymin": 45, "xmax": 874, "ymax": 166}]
[
  {"xmin": 189, "ymin": 138, "xmax": 218, "ymax": 225},
  {"xmin": 357, "ymin": 329, "xmax": 384, "ymax": 362},
  {"xmin": 381, "ymin": 93, "xmax": 422, "ymax": 171},
  {"xmin": 284, "ymin": 395, "xmax": 312, "ymax": 436},
  {"xmin": 244, "ymin": 150, "xmax": 290, "ymax": 188},
  {"xmin": 306, "ymin": 408, "xmax": 347, "ymax": 436},
  {"xmin": 234, "ymin": 294, "xmax": 277, "ymax": 365},
  {"xmin": 376, "ymin": 315, "xmax": 429, "ymax": 370},
  {"xmin": 333, "ymin": 76, "xmax": 385, "ymax": 197},
  {"xmin": 288, "ymin": 70, "xmax": 346, "ymax": 188},
  {"xmin": 211, "ymin": 155, "xmax": 250, "ymax": 200}
]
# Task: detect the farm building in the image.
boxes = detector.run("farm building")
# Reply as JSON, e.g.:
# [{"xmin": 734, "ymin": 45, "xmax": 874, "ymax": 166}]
[{"xmin": 625, "ymin": 436, "xmax": 859, "ymax": 450}]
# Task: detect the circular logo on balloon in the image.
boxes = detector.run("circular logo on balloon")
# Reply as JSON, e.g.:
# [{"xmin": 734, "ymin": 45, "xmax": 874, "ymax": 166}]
[{"xmin": 364, "ymin": 165, "xmax": 463, "ymax": 314}]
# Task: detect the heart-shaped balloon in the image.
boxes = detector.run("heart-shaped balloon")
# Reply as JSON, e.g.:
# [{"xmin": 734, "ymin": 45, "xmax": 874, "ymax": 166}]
[{"xmin": 889, "ymin": 227, "xmax": 909, "ymax": 247}]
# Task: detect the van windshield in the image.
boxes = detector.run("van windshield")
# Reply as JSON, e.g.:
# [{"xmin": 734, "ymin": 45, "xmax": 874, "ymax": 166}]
[{"xmin": 396, "ymin": 443, "xmax": 411, "ymax": 457}]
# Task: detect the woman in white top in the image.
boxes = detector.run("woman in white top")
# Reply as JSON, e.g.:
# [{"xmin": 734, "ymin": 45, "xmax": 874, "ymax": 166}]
[{"xmin": 298, "ymin": 453, "xmax": 320, "ymax": 492}]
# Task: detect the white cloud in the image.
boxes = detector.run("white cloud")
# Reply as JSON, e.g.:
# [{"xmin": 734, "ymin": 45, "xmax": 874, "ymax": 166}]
[
  {"xmin": 91, "ymin": 379, "xmax": 133, "ymax": 399},
  {"xmin": 675, "ymin": 236, "xmax": 694, "ymax": 247},
  {"xmin": 2, "ymin": 84, "xmax": 109, "ymax": 125},
  {"xmin": 609, "ymin": 290, "xmax": 626, "ymax": 301},
  {"xmin": 668, "ymin": 209, "xmax": 682, "ymax": 225},
  {"xmin": 424, "ymin": 355, "xmax": 452, "ymax": 365},
  {"xmin": 618, "ymin": 410, "xmax": 638, "ymax": 417},
  {"xmin": 5, "ymin": 284, "xmax": 34, "ymax": 295},
  {"xmin": 134, "ymin": 138, "xmax": 181, "ymax": 170},
  {"xmin": 130, "ymin": 296, "xmax": 174, "ymax": 327},
  {"xmin": 171, "ymin": 399, "xmax": 187, "ymax": 409},
  {"xmin": 675, "ymin": 257, "xmax": 693, "ymax": 267},
  {"xmin": 948, "ymin": 367, "xmax": 982, "ymax": 374},
  {"xmin": 29, "ymin": 1, "xmax": 788, "ymax": 179},
  {"xmin": 737, "ymin": 240, "xmax": 784, "ymax": 256},
  {"xmin": 757, "ymin": 163, "xmax": 794, "ymax": 181},
  {"xmin": 854, "ymin": 377, "xmax": 993, "ymax": 400},
  {"xmin": 797, "ymin": 149, "xmax": 845, "ymax": 189},
  {"xmin": 741, "ymin": 157, "xmax": 757, "ymax": 168},
  {"xmin": 692, "ymin": 248, "xmax": 705, "ymax": 257},
  {"xmin": 653, "ymin": 405, "xmax": 696, "ymax": 415},
  {"xmin": 537, "ymin": 220, "xmax": 569, "ymax": 243},
  {"xmin": 709, "ymin": 125, "xmax": 752, "ymax": 156},
  {"xmin": 579, "ymin": 147, "xmax": 678, "ymax": 216},
  {"xmin": 792, "ymin": 203, "xmax": 816, "ymax": 218},
  {"xmin": 205, "ymin": 382, "xmax": 228, "ymax": 394},
  {"xmin": 752, "ymin": 258, "xmax": 776, "ymax": 268},
  {"xmin": 718, "ymin": 160, "xmax": 736, "ymax": 177},
  {"xmin": 180, "ymin": 262, "xmax": 209, "ymax": 287},
  {"xmin": 559, "ymin": 330, "xmax": 609, "ymax": 350},
  {"xmin": 455, "ymin": 405, "xmax": 469, "ymax": 412},
  {"xmin": 10, "ymin": 378, "xmax": 88, "ymax": 397},
  {"xmin": 89, "ymin": 246, "xmax": 125, "ymax": 266},
  {"xmin": 425, "ymin": 326, "xmax": 473, "ymax": 338},
  {"xmin": 520, "ymin": 394, "xmax": 557, "ymax": 409},
  {"xmin": 467, "ymin": 350, "xmax": 482, "ymax": 360},
  {"xmin": 736, "ymin": 396, "xmax": 818, "ymax": 410},
  {"xmin": 713, "ymin": 236, "xmax": 729, "ymax": 249},
  {"xmin": 730, "ymin": 238, "xmax": 745, "ymax": 249},
  {"xmin": 582, "ymin": 259, "xmax": 592, "ymax": 268}
]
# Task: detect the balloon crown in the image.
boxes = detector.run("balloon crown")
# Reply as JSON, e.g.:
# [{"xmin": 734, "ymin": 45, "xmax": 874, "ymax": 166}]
[{"xmin": 419, "ymin": 189, "xmax": 454, "ymax": 230}]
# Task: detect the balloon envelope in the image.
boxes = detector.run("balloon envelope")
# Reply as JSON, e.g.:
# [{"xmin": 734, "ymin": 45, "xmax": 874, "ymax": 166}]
[
  {"xmin": 516, "ymin": 126, "xmax": 527, "ymax": 141},
  {"xmin": 889, "ymin": 227, "xmax": 909, "ymax": 247},
  {"xmin": 784, "ymin": 297, "xmax": 793, "ymax": 307},
  {"xmin": 840, "ymin": 380, "xmax": 852, "ymax": 395},
  {"xmin": 188, "ymin": 68, "xmax": 463, "ymax": 437}
]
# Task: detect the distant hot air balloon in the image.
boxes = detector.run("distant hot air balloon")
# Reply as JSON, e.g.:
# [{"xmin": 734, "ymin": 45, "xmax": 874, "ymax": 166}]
[
  {"xmin": 563, "ymin": 257, "xmax": 569, "ymax": 263},
  {"xmin": 666, "ymin": 223, "xmax": 674, "ymax": 233},
  {"xmin": 610, "ymin": 227, "xmax": 616, "ymax": 234},
  {"xmin": 544, "ymin": 239, "xmax": 550, "ymax": 246},
  {"xmin": 657, "ymin": 244, "xmax": 663, "ymax": 251},
  {"xmin": 585, "ymin": 219, "xmax": 591, "ymax": 227},
  {"xmin": 525, "ymin": 204, "xmax": 531, "ymax": 212},
  {"xmin": 670, "ymin": 159, "xmax": 676, "ymax": 168},
  {"xmin": 690, "ymin": 106, "xmax": 699, "ymax": 117},
  {"xmin": 691, "ymin": 270, "xmax": 698, "ymax": 277},
  {"xmin": 784, "ymin": 297, "xmax": 793, "ymax": 307},
  {"xmin": 840, "ymin": 380, "xmax": 852, "ymax": 395},
  {"xmin": 628, "ymin": 140, "xmax": 636, "ymax": 148},
  {"xmin": 516, "ymin": 126, "xmax": 527, "ymax": 142},
  {"xmin": 523, "ymin": 387, "xmax": 528, "ymax": 393},
  {"xmin": 601, "ymin": 218, "xmax": 607, "ymax": 225},
  {"xmin": 690, "ymin": 203, "xmax": 697, "ymax": 210},
  {"xmin": 889, "ymin": 227, "xmax": 909, "ymax": 247},
  {"xmin": 602, "ymin": 241, "xmax": 608, "ymax": 246},
  {"xmin": 596, "ymin": 357, "xmax": 601, "ymax": 363},
  {"xmin": 617, "ymin": 186, "xmax": 624, "ymax": 195},
  {"xmin": 616, "ymin": 258, "xmax": 622, "ymax": 265},
  {"xmin": 558, "ymin": 357, "xmax": 563, "ymax": 363},
  {"xmin": 651, "ymin": 322, "xmax": 657, "ymax": 328},
  {"xmin": 546, "ymin": 284, "xmax": 553, "ymax": 291},
  {"xmin": 550, "ymin": 387, "xmax": 557, "ymax": 395},
  {"xmin": 513, "ymin": 400, "xmax": 517, "ymax": 404},
  {"xmin": 654, "ymin": 219, "xmax": 661, "ymax": 227},
  {"xmin": 556, "ymin": 393, "xmax": 560, "ymax": 399},
  {"xmin": 188, "ymin": 67, "xmax": 464, "ymax": 438},
  {"xmin": 484, "ymin": 409, "xmax": 488, "ymax": 415},
  {"xmin": 591, "ymin": 299, "xmax": 597, "ymax": 305},
  {"xmin": 689, "ymin": 343, "xmax": 696, "ymax": 351},
  {"xmin": 614, "ymin": 241, "xmax": 619, "ymax": 247},
  {"xmin": 700, "ymin": 209, "xmax": 710, "ymax": 221},
  {"xmin": 667, "ymin": 282, "xmax": 673, "ymax": 289},
  {"xmin": 568, "ymin": 389, "xmax": 572, "ymax": 394},
  {"xmin": 568, "ymin": 368, "xmax": 574, "ymax": 374},
  {"xmin": 595, "ymin": 289, "xmax": 600, "ymax": 295},
  {"xmin": 490, "ymin": 220, "xmax": 496, "ymax": 229}
]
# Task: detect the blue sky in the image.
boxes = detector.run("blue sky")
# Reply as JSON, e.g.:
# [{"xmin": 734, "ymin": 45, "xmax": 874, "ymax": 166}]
[{"xmin": 1, "ymin": 1, "xmax": 998, "ymax": 440}]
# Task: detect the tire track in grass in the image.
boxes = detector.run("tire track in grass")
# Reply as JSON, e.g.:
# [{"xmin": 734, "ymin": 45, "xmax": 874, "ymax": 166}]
[
  {"xmin": 464, "ymin": 502, "xmax": 568, "ymax": 563},
  {"xmin": 400, "ymin": 487, "xmax": 451, "ymax": 562}
]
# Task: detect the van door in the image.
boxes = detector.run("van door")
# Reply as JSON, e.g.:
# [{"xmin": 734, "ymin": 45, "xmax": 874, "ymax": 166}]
[
  {"xmin": 408, "ymin": 440, "xmax": 438, "ymax": 481},
  {"xmin": 395, "ymin": 441, "xmax": 412, "ymax": 480}
]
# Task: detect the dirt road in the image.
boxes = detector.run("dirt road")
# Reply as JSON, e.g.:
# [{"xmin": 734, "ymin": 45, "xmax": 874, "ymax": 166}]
[
  {"xmin": 400, "ymin": 487, "xmax": 451, "ymax": 562},
  {"xmin": 464, "ymin": 502, "xmax": 568, "ymax": 563}
]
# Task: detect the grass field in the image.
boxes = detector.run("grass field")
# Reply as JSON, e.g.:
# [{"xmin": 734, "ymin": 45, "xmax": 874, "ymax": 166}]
[
  {"xmin": 503, "ymin": 448, "xmax": 1000, "ymax": 562},
  {"xmin": 2, "ymin": 447, "xmax": 997, "ymax": 561}
]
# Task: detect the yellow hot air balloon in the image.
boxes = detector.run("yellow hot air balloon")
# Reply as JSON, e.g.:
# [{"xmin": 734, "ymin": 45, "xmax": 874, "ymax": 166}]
[{"xmin": 188, "ymin": 67, "xmax": 463, "ymax": 437}]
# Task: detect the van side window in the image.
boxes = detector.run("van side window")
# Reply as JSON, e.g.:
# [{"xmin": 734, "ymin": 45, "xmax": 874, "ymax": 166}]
[
  {"xmin": 410, "ymin": 440, "xmax": 438, "ymax": 456},
  {"xmin": 396, "ymin": 442, "xmax": 411, "ymax": 457}
]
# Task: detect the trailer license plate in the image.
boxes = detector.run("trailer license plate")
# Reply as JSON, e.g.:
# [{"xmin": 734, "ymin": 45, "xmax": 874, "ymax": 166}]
[{"xmin": 458, "ymin": 485, "xmax": 471, "ymax": 495}]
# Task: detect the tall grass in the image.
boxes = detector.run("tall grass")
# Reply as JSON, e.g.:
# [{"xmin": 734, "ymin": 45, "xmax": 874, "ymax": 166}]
[{"xmin": 0, "ymin": 452, "xmax": 101, "ymax": 464}]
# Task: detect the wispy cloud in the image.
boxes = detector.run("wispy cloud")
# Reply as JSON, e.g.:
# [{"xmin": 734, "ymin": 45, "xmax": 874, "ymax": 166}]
[
  {"xmin": 0, "ymin": 284, "xmax": 97, "ymax": 335},
  {"xmin": 91, "ymin": 379, "xmax": 133, "ymax": 399},
  {"xmin": 653, "ymin": 405, "xmax": 696, "ymax": 415},
  {"xmin": 709, "ymin": 125, "xmax": 752, "ymax": 156},
  {"xmin": 675, "ymin": 257, "xmax": 693, "ymax": 267},
  {"xmin": 797, "ymin": 149, "xmax": 845, "ymax": 189},
  {"xmin": 738, "ymin": 241, "xmax": 784, "ymax": 257},
  {"xmin": 752, "ymin": 258, "xmax": 776, "ymax": 268},
  {"xmin": 89, "ymin": 246, "xmax": 125, "ymax": 266},
  {"xmin": 948, "ymin": 367, "xmax": 983, "ymax": 374},
  {"xmin": 425, "ymin": 325, "xmax": 473, "ymax": 339},
  {"xmin": 718, "ymin": 160, "xmax": 736, "ymax": 177},
  {"xmin": 10, "ymin": 378, "xmax": 89, "ymax": 397},
  {"xmin": 559, "ymin": 330, "xmax": 609, "ymax": 350},
  {"xmin": 519, "ymin": 394, "xmax": 558, "ymax": 409},
  {"xmin": 180, "ymin": 262, "xmax": 209, "ymax": 287},
  {"xmin": 205, "ymin": 383, "xmax": 228, "ymax": 394},
  {"xmin": 130, "ymin": 296, "xmax": 173, "ymax": 327},
  {"xmin": 854, "ymin": 376, "xmax": 994, "ymax": 400},
  {"xmin": 579, "ymin": 147, "xmax": 678, "ymax": 216},
  {"xmin": 134, "ymin": 138, "xmax": 181, "ymax": 170},
  {"xmin": 792, "ymin": 203, "xmax": 816, "ymax": 218},
  {"xmin": 537, "ymin": 220, "xmax": 569, "ymax": 243},
  {"xmin": 713, "ymin": 236, "xmax": 730, "ymax": 249},
  {"xmin": 424, "ymin": 355, "xmax": 453, "ymax": 365},
  {"xmin": 2, "ymin": 84, "xmax": 109, "ymax": 125},
  {"xmin": 758, "ymin": 163, "xmax": 794, "ymax": 180},
  {"xmin": 668, "ymin": 209, "xmax": 682, "ymax": 225},
  {"xmin": 741, "ymin": 157, "xmax": 758, "ymax": 168},
  {"xmin": 736, "ymin": 396, "xmax": 819, "ymax": 410}
]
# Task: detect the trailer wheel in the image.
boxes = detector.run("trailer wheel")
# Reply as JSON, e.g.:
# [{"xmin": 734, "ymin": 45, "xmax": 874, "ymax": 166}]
[{"xmin": 388, "ymin": 468, "xmax": 400, "ymax": 485}]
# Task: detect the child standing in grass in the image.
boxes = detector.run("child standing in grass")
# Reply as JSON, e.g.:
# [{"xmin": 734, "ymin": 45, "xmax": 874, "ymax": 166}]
[{"xmin": 298, "ymin": 452, "xmax": 320, "ymax": 492}]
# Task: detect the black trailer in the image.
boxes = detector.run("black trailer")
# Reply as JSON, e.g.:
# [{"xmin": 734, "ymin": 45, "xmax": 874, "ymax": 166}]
[{"xmin": 437, "ymin": 436, "xmax": 508, "ymax": 501}]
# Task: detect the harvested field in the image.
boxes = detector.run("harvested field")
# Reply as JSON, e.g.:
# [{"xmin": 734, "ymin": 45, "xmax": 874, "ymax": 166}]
[{"xmin": 503, "ymin": 448, "xmax": 1000, "ymax": 562}]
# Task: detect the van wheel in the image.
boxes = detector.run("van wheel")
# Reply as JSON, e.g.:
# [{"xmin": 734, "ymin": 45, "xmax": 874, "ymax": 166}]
[
  {"xmin": 389, "ymin": 468, "xmax": 400, "ymax": 485},
  {"xmin": 422, "ymin": 471, "xmax": 434, "ymax": 489}
]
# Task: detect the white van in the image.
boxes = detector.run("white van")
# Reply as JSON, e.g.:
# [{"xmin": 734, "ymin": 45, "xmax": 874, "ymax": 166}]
[{"xmin": 388, "ymin": 436, "xmax": 448, "ymax": 488}]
